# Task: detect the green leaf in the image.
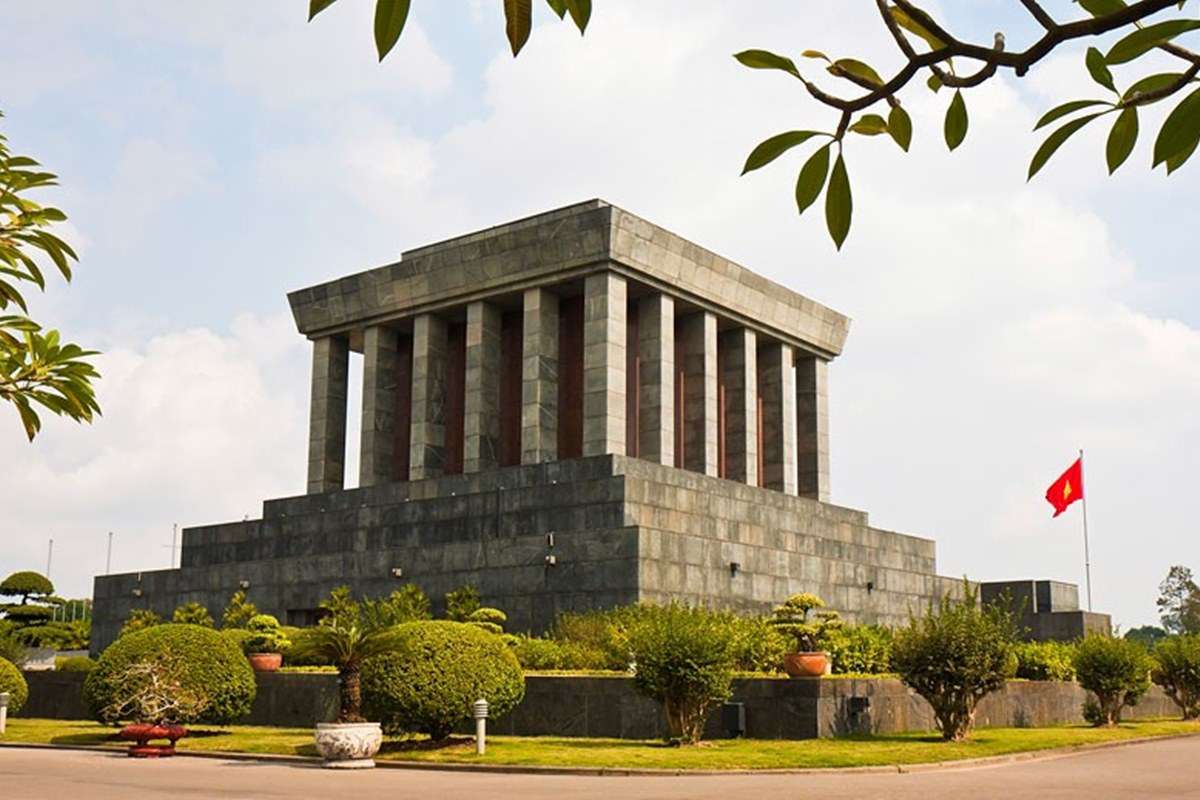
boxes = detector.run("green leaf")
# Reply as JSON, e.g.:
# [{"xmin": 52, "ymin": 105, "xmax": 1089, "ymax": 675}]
[
  {"xmin": 1106, "ymin": 106, "xmax": 1139, "ymax": 173},
  {"xmin": 927, "ymin": 73, "xmax": 943, "ymax": 93},
  {"xmin": 848, "ymin": 114, "xmax": 889, "ymax": 136},
  {"xmin": 1028, "ymin": 112, "xmax": 1107, "ymax": 180},
  {"xmin": 373, "ymin": 0, "xmax": 412, "ymax": 61},
  {"xmin": 741, "ymin": 131, "xmax": 825, "ymax": 174},
  {"xmin": 504, "ymin": 0, "xmax": 533, "ymax": 56},
  {"xmin": 1034, "ymin": 99, "xmax": 1111, "ymax": 130},
  {"xmin": 1153, "ymin": 87, "xmax": 1200, "ymax": 169},
  {"xmin": 795, "ymin": 144, "xmax": 831, "ymax": 216},
  {"xmin": 564, "ymin": 0, "xmax": 591, "ymax": 32},
  {"xmin": 825, "ymin": 153, "xmax": 852, "ymax": 251},
  {"xmin": 1165, "ymin": 135, "xmax": 1198, "ymax": 173},
  {"xmin": 734, "ymin": 50, "xmax": 802, "ymax": 80},
  {"xmin": 1123, "ymin": 72, "xmax": 1186, "ymax": 103},
  {"xmin": 944, "ymin": 90, "xmax": 968, "ymax": 151},
  {"xmin": 889, "ymin": 6, "xmax": 946, "ymax": 50},
  {"xmin": 308, "ymin": 0, "xmax": 338, "ymax": 21},
  {"xmin": 829, "ymin": 58, "xmax": 883, "ymax": 86},
  {"xmin": 1078, "ymin": 0, "xmax": 1127, "ymax": 16},
  {"xmin": 1085, "ymin": 47, "xmax": 1116, "ymax": 93},
  {"xmin": 1106, "ymin": 20, "xmax": 1200, "ymax": 65},
  {"xmin": 546, "ymin": 0, "xmax": 567, "ymax": 18},
  {"xmin": 888, "ymin": 105, "xmax": 913, "ymax": 151},
  {"xmin": 801, "ymin": 50, "xmax": 830, "ymax": 62}
]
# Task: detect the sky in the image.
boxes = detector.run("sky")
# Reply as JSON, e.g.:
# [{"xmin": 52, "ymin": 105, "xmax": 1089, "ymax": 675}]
[{"xmin": 1, "ymin": 0, "xmax": 1197, "ymax": 630}]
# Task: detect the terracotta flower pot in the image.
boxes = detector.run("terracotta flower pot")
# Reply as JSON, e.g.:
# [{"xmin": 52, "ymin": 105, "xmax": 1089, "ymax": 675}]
[
  {"xmin": 119, "ymin": 723, "xmax": 188, "ymax": 758},
  {"xmin": 248, "ymin": 652, "xmax": 283, "ymax": 672},
  {"xmin": 782, "ymin": 651, "xmax": 829, "ymax": 678},
  {"xmin": 314, "ymin": 722, "xmax": 383, "ymax": 769}
]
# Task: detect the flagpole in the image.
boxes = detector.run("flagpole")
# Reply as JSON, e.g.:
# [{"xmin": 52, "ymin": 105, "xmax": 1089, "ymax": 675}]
[{"xmin": 1079, "ymin": 448, "xmax": 1093, "ymax": 612}]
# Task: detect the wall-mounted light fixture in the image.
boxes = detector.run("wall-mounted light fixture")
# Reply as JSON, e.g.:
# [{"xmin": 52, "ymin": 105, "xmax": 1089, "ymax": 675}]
[
  {"xmin": 866, "ymin": 581, "xmax": 875, "ymax": 594},
  {"xmin": 730, "ymin": 562, "xmax": 741, "ymax": 576},
  {"xmin": 390, "ymin": 567, "xmax": 404, "ymax": 579},
  {"xmin": 238, "ymin": 579, "xmax": 251, "ymax": 590},
  {"xmin": 544, "ymin": 554, "xmax": 557, "ymax": 567},
  {"xmin": 131, "ymin": 587, "xmax": 144, "ymax": 598}
]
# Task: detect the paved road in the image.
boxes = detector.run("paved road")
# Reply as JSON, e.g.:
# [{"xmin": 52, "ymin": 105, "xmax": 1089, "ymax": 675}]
[{"xmin": 2, "ymin": 738, "xmax": 1200, "ymax": 800}]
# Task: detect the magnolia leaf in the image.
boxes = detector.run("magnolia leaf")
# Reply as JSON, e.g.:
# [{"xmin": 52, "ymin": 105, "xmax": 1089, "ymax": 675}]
[
  {"xmin": 504, "ymin": 0, "xmax": 533, "ymax": 56},
  {"xmin": 888, "ymin": 105, "xmax": 913, "ymax": 151},
  {"xmin": 829, "ymin": 58, "xmax": 883, "ymax": 86},
  {"xmin": 1085, "ymin": 47, "xmax": 1116, "ymax": 93},
  {"xmin": 927, "ymin": 73, "xmax": 943, "ymax": 93},
  {"xmin": 1034, "ymin": 99, "xmax": 1111, "ymax": 130},
  {"xmin": 564, "ymin": 0, "xmax": 591, "ymax": 32},
  {"xmin": 1123, "ymin": 72, "xmax": 1186, "ymax": 103},
  {"xmin": 308, "ymin": 0, "xmax": 338, "ymax": 21},
  {"xmin": 741, "ymin": 131, "xmax": 825, "ymax": 174},
  {"xmin": 734, "ymin": 50, "xmax": 802, "ymax": 80},
  {"xmin": 825, "ymin": 153, "xmax": 852, "ymax": 250},
  {"xmin": 1028, "ymin": 112, "xmax": 1107, "ymax": 179},
  {"xmin": 801, "ymin": 50, "xmax": 830, "ymax": 62},
  {"xmin": 1106, "ymin": 106, "xmax": 1139, "ymax": 173},
  {"xmin": 546, "ymin": 0, "xmax": 567, "ymax": 18},
  {"xmin": 1106, "ymin": 20, "xmax": 1200, "ymax": 65},
  {"xmin": 944, "ymin": 90, "xmax": 968, "ymax": 151},
  {"xmin": 373, "ymin": 0, "xmax": 412, "ymax": 61},
  {"xmin": 795, "ymin": 144, "xmax": 831, "ymax": 216},
  {"xmin": 848, "ymin": 114, "xmax": 889, "ymax": 136},
  {"xmin": 1153, "ymin": 87, "xmax": 1200, "ymax": 169},
  {"xmin": 888, "ymin": 6, "xmax": 946, "ymax": 50}
]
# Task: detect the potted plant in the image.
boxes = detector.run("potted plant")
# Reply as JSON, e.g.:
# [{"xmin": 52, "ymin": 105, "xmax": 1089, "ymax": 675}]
[
  {"xmin": 244, "ymin": 614, "xmax": 290, "ymax": 672},
  {"xmin": 768, "ymin": 593, "xmax": 841, "ymax": 678},
  {"xmin": 287, "ymin": 587, "xmax": 405, "ymax": 769},
  {"xmin": 100, "ymin": 656, "xmax": 207, "ymax": 758}
]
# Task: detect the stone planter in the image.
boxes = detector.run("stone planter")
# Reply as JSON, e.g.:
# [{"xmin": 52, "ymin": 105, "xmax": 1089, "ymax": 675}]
[
  {"xmin": 247, "ymin": 653, "xmax": 283, "ymax": 672},
  {"xmin": 782, "ymin": 651, "xmax": 828, "ymax": 678},
  {"xmin": 314, "ymin": 721, "xmax": 382, "ymax": 768},
  {"xmin": 119, "ymin": 723, "xmax": 188, "ymax": 758}
]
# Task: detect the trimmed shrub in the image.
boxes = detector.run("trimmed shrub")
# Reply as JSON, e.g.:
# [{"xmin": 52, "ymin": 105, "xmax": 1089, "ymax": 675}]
[
  {"xmin": 0, "ymin": 623, "xmax": 27, "ymax": 666},
  {"xmin": 769, "ymin": 593, "xmax": 841, "ymax": 652},
  {"xmin": 0, "ymin": 571, "xmax": 54, "ymax": 601},
  {"xmin": 84, "ymin": 624, "xmax": 255, "ymax": 725},
  {"xmin": 244, "ymin": 614, "xmax": 290, "ymax": 655},
  {"xmin": 19, "ymin": 619, "xmax": 90, "ymax": 650},
  {"xmin": 466, "ymin": 607, "xmax": 507, "ymax": 635},
  {"xmin": 726, "ymin": 613, "xmax": 788, "ymax": 674},
  {"xmin": 220, "ymin": 590, "xmax": 258, "ymax": 630},
  {"xmin": 1014, "ymin": 641, "xmax": 1077, "ymax": 682},
  {"xmin": 822, "ymin": 624, "xmax": 894, "ymax": 675},
  {"xmin": 362, "ymin": 620, "xmax": 524, "ymax": 740},
  {"xmin": 507, "ymin": 634, "xmax": 610, "ymax": 671},
  {"xmin": 0, "ymin": 657, "xmax": 29, "ymax": 714},
  {"xmin": 172, "ymin": 601, "xmax": 215, "ymax": 628},
  {"xmin": 55, "ymin": 655, "xmax": 97, "ymax": 672},
  {"xmin": 220, "ymin": 628, "xmax": 252, "ymax": 653},
  {"xmin": 625, "ymin": 603, "xmax": 737, "ymax": 744},
  {"xmin": 1073, "ymin": 634, "xmax": 1151, "ymax": 726},
  {"xmin": 1152, "ymin": 634, "xmax": 1200, "ymax": 720},
  {"xmin": 891, "ymin": 586, "xmax": 1019, "ymax": 741}
]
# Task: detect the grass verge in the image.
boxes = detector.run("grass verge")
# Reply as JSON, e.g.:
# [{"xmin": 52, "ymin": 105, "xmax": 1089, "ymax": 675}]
[{"xmin": 3, "ymin": 718, "xmax": 1197, "ymax": 770}]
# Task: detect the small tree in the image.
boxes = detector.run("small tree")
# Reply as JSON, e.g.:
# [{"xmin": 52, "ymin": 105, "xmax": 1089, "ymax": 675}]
[
  {"xmin": 768, "ymin": 593, "xmax": 841, "ymax": 653},
  {"xmin": 118, "ymin": 609, "xmax": 162, "ymax": 638},
  {"xmin": 626, "ymin": 603, "xmax": 737, "ymax": 744},
  {"xmin": 1125, "ymin": 625, "xmax": 1169, "ymax": 649},
  {"xmin": 891, "ymin": 585, "xmax": 1018, "ymax": 741},
  {"xmin": 287, "ymin": 587, "xmax": 405, "ymax": 723},
  {"xmin": 0, "ymin": 571, "xmax": 61, "ymax": 631},
  {"xmin": 1152, "ymin": 634, "xmax": 1200, "ymax": 720},
  {"xmin": 1158, "ymin": 566, "xmax": 1200, "ymax": 635},
  {"xmin": 221, "ymin": 590, "xmax": 258, "ymax": 629},
  {"xmin": 171, "ymin": 601, "xmax": 214, "ymax": 628},
  {"xmin": 99, "ymin": 655, "xmax": 211, "ymax": 725},
  {"xmin": 361, "ymin": 585, "xmax": 432, "ymax": 627},
  {"xmin": 244, "ymin": 614, "xmax": 291, "ymax": 656},
  {"xmin": 444, "ymin": 585, "xmax": 482, "ymax": 621},
  {"xmin": 1074, "ymin": 634, "xmax": 1152, "ymax": 726}
]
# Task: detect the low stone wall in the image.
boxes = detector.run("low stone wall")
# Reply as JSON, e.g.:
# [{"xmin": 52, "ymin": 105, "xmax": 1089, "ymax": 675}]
[{"xmin": 16, "ymin": 671, "xmax": 1180, "ymax": 738}]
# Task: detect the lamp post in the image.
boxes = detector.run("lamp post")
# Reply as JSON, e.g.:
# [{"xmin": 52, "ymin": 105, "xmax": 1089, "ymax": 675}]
[
  {"xmin": 473, "ymin": 699, "xmax": 489, "ymax": 755},
  {"xmin": 0, "ymin": 692, "xmax": 9, "ymax": 735}
]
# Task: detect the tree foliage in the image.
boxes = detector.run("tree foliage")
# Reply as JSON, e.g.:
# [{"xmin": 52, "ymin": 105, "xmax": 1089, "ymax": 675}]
[
  {"xmin": 1073, "ymin": 633, "xmax": 1152, "ymax": 726},
  {"xmin": 0, "ymin": 657, "xmax": 29, "ymax": 714},
  {"xmin": 1151, "ymin": 633, "xmax": 1200, "ymax": 719},
  {"xmin": 0, "ymin": 112, "xmax": 99, "ymax": 439},
  {"xmin": 171, "ymin": 601, "xmax": 215, "ymax": 628},
  {"xmin": 891, "ymin": 584, "xmax": 1019, "ymax": 741},
  {"xmin": 118, "ymin": 608, "xmax": 163, "ymax": 638},
  {"xmin": 220, "ymin": 590, "xmax": 258, "ymax": 630},
  {"xmin": 1157, "ymin": 565, "xmax": 1200, "ymax": 635},
  {"xmin": 768, "ymin": 592, "xmax": 842, "ymax": 652}
]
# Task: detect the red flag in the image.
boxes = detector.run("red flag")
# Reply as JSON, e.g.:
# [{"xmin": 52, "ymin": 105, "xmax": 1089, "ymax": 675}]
[{"xmin": 1046, "ymin": 458, "xmax": 1084, "ymax": 518}]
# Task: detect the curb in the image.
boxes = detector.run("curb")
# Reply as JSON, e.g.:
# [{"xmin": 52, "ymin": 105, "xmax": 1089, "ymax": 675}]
[{"xmin": 2, "ymin": 730, "xmax": 1198, "ymax": 777}]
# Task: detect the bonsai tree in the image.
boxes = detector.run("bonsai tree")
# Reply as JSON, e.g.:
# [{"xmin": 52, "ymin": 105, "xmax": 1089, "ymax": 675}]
[
  {"xmin": 171, "ymin": 601, "xmax": 214, "ymax": 627},
  {"xmin": 465, "ymin": 607, "xmax": 507, "ymax": 635},
  {"xmin": 891, "ymin": 584, "xmax": 1018, "ymax": 741},
  {"xmin": 288, "ymin": 586, "xmax": 405, "ymax": 723},
  {"xmin": 243, "ymin": 614, "xmax": 290, "ymax": 655},
  {"xmin": 768, "ymin": 593, "xmax": 841, "ymax": 652},
  {"xmin": 220, "ymin": 590, "xmax": 258, "ymax": 630},
  {"xmin": 98, "ymin": 654, "xmax": 210, "ymax": 725},
  {"xmin": 1153, "ymin": 634, "xmax": 1200, "ymax": 720},
  {"xmin": 1074, "ymin": 634, "xmax": 1152, "ymax": 726},
  {"xmin": 0, "ymin": 571, "xmax": 61, "ymax": 631}
]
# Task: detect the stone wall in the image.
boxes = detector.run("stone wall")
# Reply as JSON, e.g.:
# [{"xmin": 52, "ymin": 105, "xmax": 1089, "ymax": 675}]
[{"xmin": 19, "ymin": 671, "xmax": 1180, "ymax": 740}]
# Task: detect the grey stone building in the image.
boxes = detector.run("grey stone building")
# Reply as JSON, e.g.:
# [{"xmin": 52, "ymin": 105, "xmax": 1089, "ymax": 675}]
[{"xmin": 91, "ymin": 200, "xmax": 1104, "ymax": 651}]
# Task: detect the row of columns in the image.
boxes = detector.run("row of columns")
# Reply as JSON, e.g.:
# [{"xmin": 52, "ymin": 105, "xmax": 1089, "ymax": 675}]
[{"xmin": 306, "ymin": 272, "xmax": 830, "ymax": 502}]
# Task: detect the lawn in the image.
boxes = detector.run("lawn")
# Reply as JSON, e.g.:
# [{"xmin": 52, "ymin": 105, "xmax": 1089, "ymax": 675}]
[{"xmin": 3, "ymin": 718, "xmax": 1197, "ymax": 770}]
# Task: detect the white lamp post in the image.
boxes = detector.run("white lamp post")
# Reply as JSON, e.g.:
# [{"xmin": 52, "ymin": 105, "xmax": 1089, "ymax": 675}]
[{"xmin": 473, "ymin": 699, "xmax": 489, "ymax": 755}]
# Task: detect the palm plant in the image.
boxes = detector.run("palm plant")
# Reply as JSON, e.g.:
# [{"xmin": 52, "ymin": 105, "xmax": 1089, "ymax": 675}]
[{"xmin": 288, "ymin": 586, "xmax": 406, "ymax": 723}]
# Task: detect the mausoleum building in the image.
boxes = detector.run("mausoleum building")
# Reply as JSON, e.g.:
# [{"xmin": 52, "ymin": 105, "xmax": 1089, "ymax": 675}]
[{"xmin": 90, "ymin": 200, "xmax": 1108, "ymax": 651}]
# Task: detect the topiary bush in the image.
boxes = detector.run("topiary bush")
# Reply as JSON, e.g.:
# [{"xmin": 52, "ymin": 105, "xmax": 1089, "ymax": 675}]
[
  {"xmin": 891, "ymin": 585, "xmax": 1019, "ymax": 741},
  {"xmin": 1014, "ymin": 640, "xmax": 1077, "ymax": 682},
  {"xmin": 1073, "ymin": 634, "xmax": 1152, "ymax": 726},
  {"xmin": 84, "ymin": 624, "xmax": 255, "ymax": 725},
  {"xmin": 465, "ymin": 607, "xmax": 507, "ymax": 635},
  {"xmin": 0, "ymin": 657, "xmax": 29, "ymax": 714},
  {"xmin": 0, "ymin": 623, "xmax": 27, "ymax": 666},
  {"xmin": 244, "ymin": 614, "xmax": 290, "ymax": 655},
  {"xmin": 55, "ymin": 655, "xmax": 97, "ymax": 672},
  {"xmin": 768, "ymin": 593, "xmax": 842, "ymax": 653},
  {"xmin": 362, "ymin": 620, "xmax": 524, "ymax": 740},
  {"xmin": 1152, "ymin": 634, "xmax": 1200, "ymax": 720},
  {"xmin": 507, "ymin": 634, "xmax": 610, "ymax": 671},
  {"xmin": 822, "ymin": 623, "xmax": 894, "ymax": 675},
  {"xmin": 625, "ymin": 603, "xmax": 737, "ymax": 744}
]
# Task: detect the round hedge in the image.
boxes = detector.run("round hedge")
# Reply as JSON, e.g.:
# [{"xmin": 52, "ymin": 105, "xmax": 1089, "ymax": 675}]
[
  {"xmin": 0, "ymin": 657, "xmax": 28, "ymax": 714},
  {"xmin": 362, "ymin": 621, "xmax": 524, "ymax": 740},
  {"xmin": 84, "ymin": 624, "xmax": 255, "ymax": 725}
]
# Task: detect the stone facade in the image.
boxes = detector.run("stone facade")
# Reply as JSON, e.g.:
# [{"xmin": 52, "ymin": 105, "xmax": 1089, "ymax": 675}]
[{"xmin": 90, "ymin": 200, "xmax": 1102, "ymax": 652}]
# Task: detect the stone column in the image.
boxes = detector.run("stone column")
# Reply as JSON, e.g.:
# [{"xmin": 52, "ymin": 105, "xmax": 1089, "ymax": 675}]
[
  {"xmin": 637, "ymin": 293, "xmax": 674, "ymax": 466},
  {"xmin": 306, "ymin": 335, "xmax": 349, "ymax": 494},
  {"xmin": 582, "ymin": 272, "xmax": 627, "ymax": 457},
  {"xmin": 464, "ymin": 301, "xmax": 502, "ymax": 473},
  {"xmin": 680, "ymin": 311, "xmax": 718, "ymax": 476},
  {"xmin": 359, "ymin": 325, "xmax": 401, "ymax": 487},
  {"xmin": 758, "ymin": 341, "xmax": 797, "ymax": 494},
  {"xmin": 522, "ymin": 288, "xmax": 559, "ymax": 464},
  {"xmin": 796, "ymin": 354, "xmax": 831, "ymax": 502},
  {"xmin": 721, "ymin": 327, "xmax": 757, "ymax": 485},
  {"xmin": 409, "ymin": 313, "xmax": 448, "ymax": 480}
]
